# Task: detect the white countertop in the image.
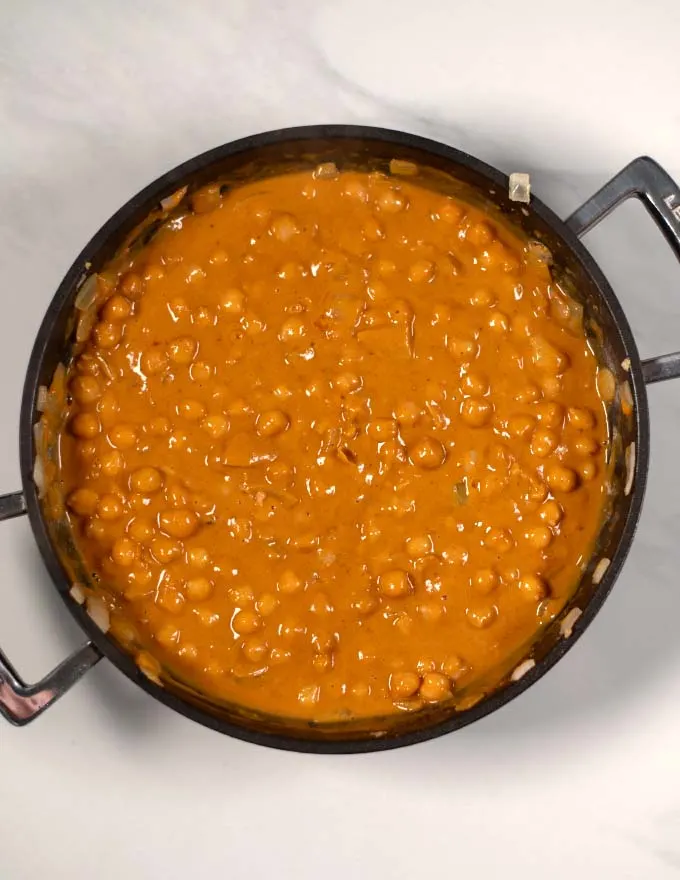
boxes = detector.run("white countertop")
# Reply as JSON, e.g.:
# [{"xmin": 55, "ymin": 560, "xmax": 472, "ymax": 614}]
[{"xmin": 2, "ymin": 1, "xmax": 680, "ymax": 877}]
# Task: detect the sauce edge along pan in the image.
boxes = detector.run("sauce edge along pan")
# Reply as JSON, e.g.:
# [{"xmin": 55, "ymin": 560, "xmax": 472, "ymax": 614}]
[{"xmin": 2, "ymin": 125, "xmax": 679, "ymax": 752}]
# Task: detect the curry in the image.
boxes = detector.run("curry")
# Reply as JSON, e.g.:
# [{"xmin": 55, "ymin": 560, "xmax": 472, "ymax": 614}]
[{"xmin": 57, "ymin": 165, "xmax": 609, "ymax": 719}]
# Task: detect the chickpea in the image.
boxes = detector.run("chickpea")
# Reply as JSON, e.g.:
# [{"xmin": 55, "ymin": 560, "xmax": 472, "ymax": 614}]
[
  {"xmin": 266, "ymin": 460, "xmax": 294, "ymax": 489},
  {"xmin": 484, "ymin": 527, "xmax": 514, "ymax": 555},
  {"xmin": 155, "ymin": 623, "xmax": 181, "ymax": 649},
  {"xmin": 120, "ymin": 272, "xmax": 145, "ymax": 300},
  {"xmin": 448, "ymin": 335, "xmax": 479, "ymax": 361},
  {"xmin": 169, "ymin": 336, "xmax": 198, "ymax": 365},
  {"xmin": 186, "ymin": 546, "xmax": 210, "ymax": 569},
  {"xmin": 508, "ymin": 414, "xmax": 535, "ymax": 438},
  {"xmin": 418, "ymin": 601, "xmax": 444, "ymax": 623},
  {"xmin": 108, "ymin": 423, "xmax": 137, "ymax": 449},
  {"xmin": 579, "ymin": 460, "xmax": 598, "ymax": 482},
  {"xmin": 102, "ymin": 294, "xmax": 132, "ymax": 323},
  {"xmin": 568, "ymin": 407, "xmax": 596, "ymax": 431},
  {"xmin": 151, "ymin": 536, "xmax": 182, "ymax": 563},
  {"xmin": 545, "ymin": 463, "xmax": 578, "ymax": 493},
  {"xmin": 488, "ymin": 310, "xmax": 510, "ymax": 333},
  {"xmin": 257, "ymin": 409, "xmax": 290, "ymax": 437},
  {"xmin": 515, "ymin": 383, "xmax": 541, "ymax": 404},
  {"xmin": 573, "ymin": 435, "xmax": 599, "ymax": 456},
  {"xmin": 524, "ymin": 525, "xmax": 553, "ymax": 550},
  {"xmin": 111, "ymin": 537, "xmax": 138, "ymax": 567},
  {"xmin": 242, "ymin": 637, "xmax": 269, "ymax": 664},
  {"xmin": 530, "ymin": 428, "xmax": 559, "ymax": 458},
  {"xmin": 98, "ymin": 493, "xmax": 124, "ymax": 520},
  {"xmin": 200, "ymin": 413, "xmax": 229, "ymax": 439},
  {"xmin": 462, "ymin": 372, "xmax": 489, "ymax": 397},
  {"xmin": 141, "ymin": 345, "xmax": 168, "ymax": 376},
  {"xmin": 85, "ymin": 517, "xmax": 108, "ymax": 542},
  {"xmin": 127, "ymin": 517, "xmax": 154, "ymax": 544},
  {"xmin": 159, "ymin": 508, "xmax": 199, "ymax": 540},
  {"xmin": 67, "ymin": 488, "xmax": 99, "ymax": 516},
  {"xmin": 406, "ymin": 534, "xmax": 433, "ymax": 558},
  {"xmin": 156, "ymin": 586, "xmax": 186, "ymax": 615},
  {"xmin": 538, "ymin": 499, "xmax": 563, "ymax": 526},
  {"xmin": 393, "ymin": 400, "xmax": 421, "ymax": 430},
  {"xmin": 257, "ymin": 592, "xmax": 279, "ymax": 617},
  {"xmin": 472, "ymin": 568, "xmax": 498, "ymax": 594},
  {"xmin": 71, "ymin": 413, "xmax": 100, "ymax": 439},
  {"xmin": 148, "ymin": 416, "xmax": 171, "ymax": 436},
  {"xmin": 99, "ymin": 449, "xmax": 124, "ymax": 477},
  {"xmin": 367, "ymin": 418, "xmax": 398, "ymax": 440},
  {"xmin": 534, "ymin": 401, "xmax": 564, "ymax": 429},
  {"xmin": 177, "ymin": 399, "xmax": 206, "ymax": 422},
  {"xmin": 93, "ymin": 322, "xmax": 121, "ymax": 349},
  {"xmin": 460, "ymin": 397, "xmax": 493, "ymax": 427},
  {"xmin": 130, "ymin": 467, "xmax": 162, "ymax": 494},
  {"xmin": 530, "ymin": 335, "xmax": 567, "ymax": 373},
  {"xmin": 466, "ymin": 603, "xmax": 498, "ymax": 629},
  {"xmin": 469, "ymin": 287, "xmax": 495, "ymax": 308},
  {"xmin": 233, "ymin": 609, "xmax": 262, "ymax": 635},
  {"xmin": 185, "ymin": 577, "xmax": 213, "ymax": 602},
  {"xmin": 409, "ymin": 436, "xmax": 446, "ymax": 470},
  {"xmin": 518, "ymin": 573, "xmax": 548, "ymax": 601},
  {"xmin": 376, "ymin": 188, "xmax": 408, "ymax": 214},
  {"xmin": 97, "ymin": 391, "xmax": 119, "ymax": 426},
  {"xmin": 442, "ymin": 654, "xmax": 469, "ymax": 681},
  {"xmin": 270, "ymin": 213, "xmax": 300, "ymax": 241},
  {"xmin": 390, "ymin": 671, "xmax": 420, "ymax": 699},
  {"xmin": 379, "ymin": 569, "xmax": 412, "ymax": 598},
  {"xmin": 225, "ymin": 397, "xmax": 250, "ymax": 417},
  {"xmin": 408, "ymin": 259, "xmax": 436, "ymax": 283},
  {"xmin": 467, "ymin": 220, "xmax": 495, "ymax": 246},
  {"xmin": 70, "ymin": 375, "xmax": 101, "ymax": 404},
  {"xmin": 420, "ymin": 672, "xmax": 451, "ymax": 702},
  {"xmin": 279, "ymin": 317, "xmax": 307, "ymax": 342},
  {"xmin": 229, "ymin": 585, "xmax": 255, "ymax": 605}
]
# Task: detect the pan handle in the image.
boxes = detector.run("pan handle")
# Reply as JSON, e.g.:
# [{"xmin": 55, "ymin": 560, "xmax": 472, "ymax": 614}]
[
  {"xmin": 0, "ymin": 491, "xmax": 101, "ymax": 726},
  {"xmin": 566, "ymin": 155, "xmax": 680, "ymax": 385}
]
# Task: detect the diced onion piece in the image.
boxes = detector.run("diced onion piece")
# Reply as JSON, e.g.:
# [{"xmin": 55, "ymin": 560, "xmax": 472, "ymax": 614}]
[
  {"xmin": 624, "ymin": 442, "xmax": 636, "ymax": 496},
  {"xmin": 592, "ymin": 558, "xmax": 610, "ymax": 585},
  {"xmin": 560, "ymin": 607, "xmax": 582, "ymax": 638},
  {"xmin": 33, "ymin": 457, "xmax": 45, "ymax": 498},
  {"xmin": 86, "ymin": 597, "xmax": 110, "ymax": 632},
  {"xmin": 526, "ymin": 240, "xmax": 553, "ymax": 265},
  {"xmin": 75, "ymin": 274, "xmax": 98, "ymax": 311},
  {"xmin": 621, "ymin": 380, "xmax": 634, "ymax": 415},
  {"xmin": 313, "ymin": 162, "xmax": 338, "ymax": 180},
  {"xmin": 33, "ymin": 421, "xmax": 43, "ymax": 451},
  {"xmin": 509, "ymin": 172, "xmax": 531, "ymax": 203},
  {"xmin": 621, "ymin": 357, "xmax": 631, "ymax": 372},
  {"xmin": 389, "ymin": 158, "xmax": 418, "ymax": 176},
  {"xmin": 136, "ymin": 651, "xmax": 162, "ymax": 685},
  {"xmin": 69, "ymin": 583, "xmax": 86, "ymax": 605},
  {"xmin": 36, "ymin": 386, "xmax": 48, "ymax": 413},
  {"xmin": 596, "ymin": 367, "xmax": 616, "ymax": 403},
  {"xmin": 510, "ymin": 659, "xmax": 535, "ymax": 681},
  {"xmin": 160, "ymin": 185, "xmax": 188, "ymax": 212}
]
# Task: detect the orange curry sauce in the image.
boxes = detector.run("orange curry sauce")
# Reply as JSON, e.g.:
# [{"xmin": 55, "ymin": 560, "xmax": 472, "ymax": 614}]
[{"xmin": 58, "ymin": 167, "xmax": 608, "ymax": 719}]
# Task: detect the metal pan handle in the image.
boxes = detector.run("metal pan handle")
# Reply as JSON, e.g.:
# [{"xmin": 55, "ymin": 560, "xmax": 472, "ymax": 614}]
[
  {"xmin": 566, "ymin": 156, "xmax": 680, "ymax": 385},
  {"xmin": 0, "ymin": 491, "xmax": 101, "ymax": 725}
]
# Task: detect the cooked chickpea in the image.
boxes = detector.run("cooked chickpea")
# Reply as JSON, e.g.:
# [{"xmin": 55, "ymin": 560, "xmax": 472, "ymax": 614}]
[
  {"xmin": 467, "ymin": 221, "xmax": 495, "ymax": 246},
  {"xmin": 93, "ymin": 322, "xmax": 121, "ymax": 349},
  {"xmin": 530, "ymin": 335, "xmax": 567, "ymax": 373},
  {"xmin": 488, "ymin": 310, "xmax": 510, "ymax": 333},
  {"xmin": 538, "ymin": 499, "xmax": 563, "ymax": 526},
  {"xmin": 200, "ymin": 413, "xmax": 229, "ymax": 439},
  {"xmin": 442, "ymin": 654, "xmax": 469, "ymax": 681},
  {"xmin": 111, "ymin": 537, "xmax": 138, "ymax": 567},
  {"xmin": 508, "ymin": 414, "xmax": 535, "ymax": 438},
  {"xmin": 130, "ymin": 467, "xmax": 162, "ymax": 494},
  {"xmin": 270, "ymin": 213, "xmax": 300, "ymax": 241},
  {"xmin": 233, "ymin": 609, "xmax": 262, "ymax": 635},
  {"xmin": 155, "ymin": 622, "xmax": 181, "ymax": 649},
  {"xmin": 120, "ymin": 272, "xmax": 144, "ymax": 299},
  {"xmin": 71, "ymin": 413, "xmax": 100, "ymax": 439},
  {"xmin": 278, "ymin": 570, "xmax": 303, "ymax": 594},
  {"xmin": 376, "ymin": 188, "xmax": 408, "ymax": 214},
  {"xmin": 466, "ymin": 604, "xmax": 498, "ymax": 628},
  {"xmin": 406, "ymin": 534, "xmax": 433, "ymax": 558},
  {"xmin": 367, "ymin": 418, "xmax": 397, "ymax": 440},
  {"xmin": 151, "ymin": 536, "xmax": 182, "ymax": 563},
  {"xmin": 409, "ymin": 436, "xmax": 446, "ymax": 469},
  {"xmin": 419, "ymin": 672, "xmax": 451, "ymax": 702},
  {"xmin": 141, "ymin": 346, "xmax": 168, "ymax": 376},
  {"xmin": 568, "ymin": 407, "xmax": 596, "ymax": 431},
  {"xmin": 460, "ymin": 397, "xmax": 493, "ymax": 427},
  {"xmin": 408, "ymin": 259, "xmax": 436, "ymax": 283},
  {"xmin": 484, "ymin": 527, "xmax": 514, "ymax": 555},
  {"xmin": 579, "ymin": 460, "xmax": 598, "ymax": 482},
  {"xmin": 379, "ymin": 569, "xmax": 412, "ymax": 598},
  {"xmin": 524, "ymin": 525, "xmax": 553, "ymax": 550},
  {"xmin": 108, "ymin": 423, "xmax": 137, "ymax": 449},
  {"xmin": 462, "ymin": 372, "xmax": 489, "ymax": 397},
  {"xmin": 418, "ymin": 601, "xmax": 444, "ymax": 623},
  {"xmin": 98, "ymin": 493, "xmax": 124, "ymax": 520},
  {"xmin": 127, "ymin": 517, "xmax": 154, "ymax": 544},
  {"xmin": 469, "ymin": 287, "xmax": 495, "ymax": 308},
  {"xmin": 148, "ymin": 416, "xmax": 171, "ymax": 436},
  {"xmin": 67, "ymin": 488, "xmax": 99, "ymax": 516},
  {"xmin": 390, "ymin": 671, "xmax": 420, "ymax": 699},
  {"xmin": 518, "ymin": 573, "xmax": 548, "ymax": 601},
  {"xmin": 530, "ymin": 428, "xmax": 558, "ymax": 458},
  {"xmin": 185, "ymin": 577, "xmax": 213, "ymax": 602},
  {"xmin": 169, "ymin": 336, "xmax": 197, "ymax": 365},
  {"xmin": 448, "ymin": 335, "xmax": 479, "ymax": 361},
  {"xmin": 257, "ymin": 592, "xmax": 279, "ymax": 617},
  {"xmin": 160, "ymin": 505, "xmax": 199, "ymax": 540},
  {"xmin": 99, "ymin": 449, "xmax": 124, "ymax": 477},
  {"xmin": 70, "ymin": 375, "xmax": 101, "ymax": 404},
  {"xmin": 573, "ymin": 435, "xmax": 599, "ymax": 456},
  {"xmin": 177, "ymin": 399, "xmax": 206, "ymax": 422},
  {"xmin": 515, "ymin": 383, "xmax": 541, "ymax": 404},
  {"xmin": 102, "ymin": 294, "xmax": 132, "ymax": 323},
  {"xmin": 242, "ymin": 637, "xmax": 269, "ymax": 663},
  {"xmin": 156, "ymin": 586, "xmax": 186, "ymax": 615},
  {"xmin": 472, "ymin": 568, "xmax": 498, "ymax": 594},
  {"xmin": 394, "ymin": 400, "xmax": 421, "ymax": 426},
  {"xmin": 545, "ymin": 463, "xmax": 578, "ymax": 493},
  {"xmin": 534, "ymin": 402, "xmax": 564, "ymax": 429},
  {"xmin": 257, "ymin": 409, "xmax": 289, "ymax": 437}
]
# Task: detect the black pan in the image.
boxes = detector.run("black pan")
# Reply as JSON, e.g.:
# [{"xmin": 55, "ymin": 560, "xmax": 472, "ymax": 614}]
[{"xmin": 2, "ymin": 126, "xmax": 679, "ymax": 752}]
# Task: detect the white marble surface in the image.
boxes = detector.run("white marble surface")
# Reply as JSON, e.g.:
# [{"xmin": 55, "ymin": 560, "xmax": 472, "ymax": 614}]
[{"xmin": 2, "ymin": 1, "xmax": 680, "ymax": 877}]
